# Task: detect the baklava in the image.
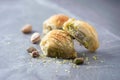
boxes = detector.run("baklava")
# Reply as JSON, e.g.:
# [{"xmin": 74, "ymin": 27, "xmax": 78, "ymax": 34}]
[
  {"xmin": 43, "ymin": 14, "xmax": 69, "ymax": 35},
  {"xmin": 63, "ymin": 18, "xmax": 99, "ymax": 52},
  {"xmin": 40, "ymin": 30, "xmax": 77, "ymax": 59}
]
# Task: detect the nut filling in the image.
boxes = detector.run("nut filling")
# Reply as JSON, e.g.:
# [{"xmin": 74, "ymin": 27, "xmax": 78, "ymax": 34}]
[{"xmin": 67, "ymin": 25, "xmax": 89, "ymax": 48}]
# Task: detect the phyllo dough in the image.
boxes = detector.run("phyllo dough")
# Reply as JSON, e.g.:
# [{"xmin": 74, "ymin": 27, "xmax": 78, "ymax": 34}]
[
  {"xmin": 63, "ymin": 18, "xmax": 99, "ymax": 52},
  {"xmin": 40, "ymin": 30, "xmax": 77, "ymax": 59},
  {"xmin": 43, "ymin": 14, "xmax": 69, "ymax": 35}
]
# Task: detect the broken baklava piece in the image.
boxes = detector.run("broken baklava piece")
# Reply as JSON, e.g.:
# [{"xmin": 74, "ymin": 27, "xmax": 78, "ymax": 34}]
[
  {"xmin": 63, "ymin": 18, "xmax": 99, "ymax": 52},
  {"xmin": 40, "ymin": 30, "xmax": 77, "ymax": 59}
]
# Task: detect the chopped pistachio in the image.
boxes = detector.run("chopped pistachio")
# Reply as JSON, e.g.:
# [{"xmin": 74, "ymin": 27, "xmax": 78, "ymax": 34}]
[
  {"xmin": 62, "ymin": 60, "xmax": 67, "ymax": 64},
  {"xmin": 72, "ymin": 65, "xmax": 76, "ymax": 68},
  {"xmin": 85, "ymin": 57, "xmax": 89, "ymax": 61},
  {"xmin": 92, "ymin": 56, "xmax": 97, "ymax": 60},
  {"xmin": 83, "ymin": 41, "xmax": 88, "ymax": 48}
]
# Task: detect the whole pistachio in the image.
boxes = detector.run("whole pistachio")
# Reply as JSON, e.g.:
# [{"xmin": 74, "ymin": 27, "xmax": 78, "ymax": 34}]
[
  {"xmin": 73, "ymin": 57, "xmax": 84, "ymax": 65},
  {"xmin": 27, "ymin": 46, "xmax": 37, "ymax": 53},
  {"xmin": 21, "ymin": 24, "xmax": 32, "ymax": 33},
  {"xmin": 31, "ymin": 32, "xmax": 41, "ymax": 44},
  {"xmin": 30, "ymin": 51, "xmax": 40, "ymax": 58}
]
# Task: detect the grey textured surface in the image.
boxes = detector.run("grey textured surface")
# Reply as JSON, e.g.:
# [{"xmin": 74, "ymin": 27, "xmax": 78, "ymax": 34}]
[{"xmin": 0, "ymin": 0, "xmax": 120, "ymax": 80}]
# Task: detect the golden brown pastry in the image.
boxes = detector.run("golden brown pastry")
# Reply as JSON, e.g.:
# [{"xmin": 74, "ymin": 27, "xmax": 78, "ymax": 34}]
[
  {"xmin": 63, "ymin": 18, "xmax": 99, "ymax": 52},
  {"xmin": 43, "ymin": 14, "xmax": 69, "ymax": 35},
  {"xmin": 40, "ymin": 30, "xmax": 77, "ymax": 59}
]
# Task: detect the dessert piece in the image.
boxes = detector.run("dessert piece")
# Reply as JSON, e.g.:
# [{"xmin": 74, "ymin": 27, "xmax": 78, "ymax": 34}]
[
  {"xmin": 43, "ymin": 14, "xmax": 69, "ymax": 35},
  {"xmin": 40, "ymin": 30, "xmax": 77, "ymax": 59},
  {"xmin": 63, "ymin": 18, "xmax": 99, "ymax": 52}
]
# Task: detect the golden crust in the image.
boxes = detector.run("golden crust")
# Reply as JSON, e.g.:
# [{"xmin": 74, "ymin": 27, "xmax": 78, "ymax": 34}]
[
  {"xmin": 43, "ymin": 14, "xmax": 69, "ymax": 35},
  {"xmin": 40, "ymin": 30, "xmax": 77, "ymax": 59},
  {"xmin": 48, "ymin": 14, "xmax": 69, "ymax": 28},
  {"xmin": 63, "ymin": 18, "xmax": 99, "ymax": 52},
  {"xmin": 79, "ymin": 21, "xmax": 99, "ymax": 52}
]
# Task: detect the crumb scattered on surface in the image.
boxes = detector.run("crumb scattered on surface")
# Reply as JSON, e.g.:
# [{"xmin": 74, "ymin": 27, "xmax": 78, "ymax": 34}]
[
  {"xmin": 100, "ymin": 60, "xmax": 104, "ymax": 63},
  {"xmin": 85, "ymin": 57, "xmax": 89, "ymax": 61},
  {"xmin": 92, "ymin": 55, "xmax": 97, "ymax": 60},
  {"xmin": 27, "ymin": 46, "xmax": 37, "ymax": 53},
  {"xmin": 82, "ymin": 53, "xmax": 86, "ymax": 57},
  {"xmin": 87, "ymin": 62, "xmax": 90, "ymax": 64},
  {"xmin": 62, "ymin": 60, "xmax": 68, "ymax": 64},
  {"xmin": 64, "ymin": 69, "xmax": 70, "ymax": 73}
]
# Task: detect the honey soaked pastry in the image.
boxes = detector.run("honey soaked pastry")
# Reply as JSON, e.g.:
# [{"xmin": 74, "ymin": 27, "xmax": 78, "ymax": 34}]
[
  {"xmin": 43, "ymin": 14, "xmax": 69, "ymax": 35},
  {"xmin": 40, "ymin": 30, "xmax": 77, "ymax": 59},
  {"xmin": 63, "ymin": 18, "xmax": 99, "ymax": 52}
]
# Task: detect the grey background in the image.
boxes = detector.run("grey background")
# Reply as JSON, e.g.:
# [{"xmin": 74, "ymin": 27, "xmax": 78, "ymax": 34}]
[{"xmin": 0, "ymin": 0, "xmax": 120, "ymax": 80}]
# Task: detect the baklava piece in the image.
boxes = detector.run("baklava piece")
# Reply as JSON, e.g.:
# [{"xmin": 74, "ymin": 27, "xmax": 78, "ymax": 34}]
[
  {"xmin": 63, "ymin": 18, "xmax": 99, "ymax": 52},
  {"xmin": 40, "ymin": 30, "xmax": 77, "ymax": 59},
  {"xmin": 43, "ymin": 14, "xmax": 69, "ymax": 35}
]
